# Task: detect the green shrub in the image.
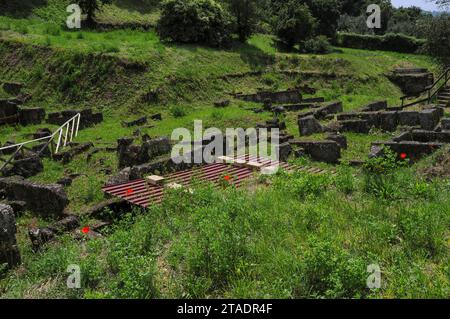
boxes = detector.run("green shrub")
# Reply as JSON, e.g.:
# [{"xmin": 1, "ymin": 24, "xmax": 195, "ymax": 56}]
[
  {"xmin": 333, "ymin": 165, "xmax": 356, "ymax": 195},
  {"xmin": 296, "ymin": 238, "xmax": 368, "ymax": 298},
  {"xmin": 157, "ymin": 0, "xmax": 232, "ymax": 47},
  {"xmin": 167, "ymin": 186, "xmax": 251, "ymax": 297},
  {"xmin": 276, "ymin": 172, "xmax": 332, "ymax": 199},
  {"xmin": 44, "ymin": 23, "xmax": 61, "ymax": 36},
  {"xmin": 302, "ymin": 36, "xmax": 332, "ymax": 54},
  {"xmin": 423, "ymin": 14, "xmax": 450, "ymax": 64},
  {"xmin": 274, "ymin": 1, "xmax": 317, "ymax": 48},
  {"xmin": 337, "ymin": 32, "xmax": 425, "ymax": 53},
  {"xmin": 170, "ymin": 105, "xmax": 187, "ymax": 118},
  {"xmin": 398, "ymin": 205, "xmax": 448, "ymax": 258},
  {"xmin": 363, "ymin": 148, "xmax": 406, "ymax": 200}
]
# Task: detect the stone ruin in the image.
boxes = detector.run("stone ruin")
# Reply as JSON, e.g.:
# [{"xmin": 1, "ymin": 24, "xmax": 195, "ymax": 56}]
[
  {"xmin": 0, "ymin": 81, "xmax": 46, "ymax": 126},
  {"xmin": 371, "ymin": 126, "xmax": 450, "ymax": 162},
  {"xmin": 28, "ymin": 215, "xmax": 80, "ymax": 252},
  {"xmin": 0, "ymin": 177, "xmax": 68, "ymax": 218},
  {"xmin": 235, "ymin": 89, "xmax": 303, "ymax": 104},
  {"xmin": 0, "ymin": 106, "xmax": 105, "ymax": 178},
  {"xmin": 117, "ymin": 135, "xmax": 172, "ymax": 169},
  {"xmin": 53, "ymin": 142, "xmax": 94, "ymax": 164},
  {"xmin": 2, "ymin": 82, "xmax": 23, "ymax": 96},
  {"xmin": 0, "ymin": 204, "xmax": 21, "ymax": 269},
  {"xmin": 47, "ymin": 109, "xmax": 103, "ymax": 128},
  {"xmin": 387, "ymin": 68, "xmax": 434, "ymax": 96},
  {"xmin": 335, "ymin": 105, "xmax": 443, "ymax": 133}
]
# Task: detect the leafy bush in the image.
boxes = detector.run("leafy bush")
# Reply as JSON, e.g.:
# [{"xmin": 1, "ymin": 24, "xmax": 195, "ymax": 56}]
[
  {"xmin": 274, "ymin": 1, "xmax": 317, "ymax": 48},
  {"xmin": 226, "ymin": 0, "xmax": 260, "ymax": 42},
  {"xmin": 76, "ymin": 0, "xmax": 112, "ymax": 26},
  {"xmin": 167, "ymin": 186, "xmax": 251, "ymax": 297},
  {"xmin": 305, "ymin": 0, "xmax": 341, "ymax": 39},
  {"xmin": 170, "ymin": 105, "xmax": 187, "ymax": 118},
  {"xmin": 398, "ymin": 205, "xmax": 448, "ymax": 258},
  {"xmin": 333, "ymin": 165, "xmax": 356, "ymax": 195},
  {"xmin": 423, "ymin": 14, "xmax": 450, "ymax": 64},
  {"xmin": 157, "ymin": 0, "xmax": 232, "ymax": 47},
  {"xmin": 337, "ymin": 32, "xmax": 425, "ymax": 53},
  {"xmin": 363, "ymin": 148, "xmax": 407, "ymax": 199},
  {"xmin": 296, "ymin": 238, "xmax": 368, "ymax": 298},
  {"xmin": 276, "ymin": 172, "xmax": 332, "ymax": 199},
  {"xmin": 302, "ymin": 36, "xmax": 332, "ymax": 54},
  {"xmin": 44, "ymin": 23, "xmax": 61, "ymax": 36}
]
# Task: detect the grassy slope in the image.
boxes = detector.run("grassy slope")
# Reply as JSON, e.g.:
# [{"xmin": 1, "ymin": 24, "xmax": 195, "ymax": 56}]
[{"xmin": 0, "ymin": 2, "xmax": 448, "ymax": 299}]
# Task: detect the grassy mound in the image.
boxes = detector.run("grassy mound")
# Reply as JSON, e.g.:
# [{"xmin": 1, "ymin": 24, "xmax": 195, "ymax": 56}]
[{"xmin": 0, "ymin": 2, "xmax": 448, "ymax": 299}]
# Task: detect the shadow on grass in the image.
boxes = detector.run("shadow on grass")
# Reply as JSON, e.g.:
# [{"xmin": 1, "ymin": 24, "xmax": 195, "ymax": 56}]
[
  {"xmin": 0, "ymin": 0, "xmax": 47, "ymax": 18},
  {"xmin": 113, "ymin": 0, "xmax": 160, "ymax": 14},
  {"xmin": 235, "ymin": 41, "xmax": 276, "ymax": 70}
]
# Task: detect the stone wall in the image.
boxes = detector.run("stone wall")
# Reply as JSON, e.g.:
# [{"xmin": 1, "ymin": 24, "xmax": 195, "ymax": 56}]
[
  {"xmin": 336, "ymin": 107, "xmax": 443, "ymax": 132},
  {"xmin": 0, "ymin": 204, "xmax": 21, "ymax": 269},
  {"xmin": 47, "ymin": 109, "xmax": 103, "ymax": 128},
  {"xmin": 291, "ymin": 140, "xmax": 341, "ymax": 163},
  {"xmin": 0, "ymin": 177, "xmax": 68, "ymax": 217},
  {"xmin": 387, "ymin": 68, "xmax": 434, "ymax": 96},
  {"xmin": 19, "ymin": 108, "xmax": 46, "ymax": 125},
  {"xmin": 117, "ymin": 136, "xmax": 172, "ymax": 169},
  {"xmin": 235, "ymin": 89, "xmax": 302, "ymax": 104},
  {"xmin": 0, "ymin": 98, "xmax": 19, "ymax": 125}
]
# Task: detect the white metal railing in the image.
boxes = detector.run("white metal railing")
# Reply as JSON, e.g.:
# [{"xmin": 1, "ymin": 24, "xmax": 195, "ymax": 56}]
[{"xmin": 0, "ymin": 113, "xmax": 81, "ymax": 173}]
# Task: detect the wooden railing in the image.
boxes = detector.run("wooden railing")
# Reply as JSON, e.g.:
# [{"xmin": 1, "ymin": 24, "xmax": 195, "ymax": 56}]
[
  {"xmin": 400, "ymin": 66, "xmax": 450, "ymax": 108},
  {"xmin": 0, "ymin": 113, "xmax": 81, "ymax": 174}
]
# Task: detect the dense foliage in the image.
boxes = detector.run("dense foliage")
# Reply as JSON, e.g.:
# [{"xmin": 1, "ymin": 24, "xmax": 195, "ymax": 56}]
[
  {"xmin": 337, "ymin": 32, "xmax": 426, "ymax": 53},
  {"xmin": 273, "ymin": 0, "xmax": 317, "ymax": 47},
  {"xmin": 156, "ymin": 0, "xmax": 232, "ymax": 47},
  {"xmin": 76, "ymin": 0, "xmax": 112, "ymax": 26},
  {"xmin": 423, "ymin": 14, "xmax": 450, "ymax": 64}
]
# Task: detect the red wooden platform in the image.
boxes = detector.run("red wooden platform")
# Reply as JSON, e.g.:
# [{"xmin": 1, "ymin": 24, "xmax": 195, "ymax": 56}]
[{"xmin": 102, "ymin": 154, "xmax": 290, "ymax": 208}]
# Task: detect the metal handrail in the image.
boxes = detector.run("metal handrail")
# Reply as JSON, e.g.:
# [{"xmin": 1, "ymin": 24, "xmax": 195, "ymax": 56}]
[
  {"xmin": 0, "ymin": 113, "xmax": 81, "ymax": 173},
  {"xmin": 401, "ymin": 66, "xmax": 450, "ymax": 108}
]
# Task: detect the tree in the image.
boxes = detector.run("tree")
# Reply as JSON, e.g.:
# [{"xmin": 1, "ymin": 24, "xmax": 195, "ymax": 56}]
[
  {"xmin": 77, "ymin": 0, "xmax": 112, "ymax": 26},
  {"xmin": 433, "ymin": 0, "xmax": 450, "ymax": 8},
  {"xmin": 226, "ymin": 0, "xmax": 260, "ymax": 42},
  {"xmin": 157, "ymin": 0, "xmax": 232, "ymax": 47},
  {"xmin": 274, "ymin": 0, "xmax": 317, "ymax": 47},
  {"xmin": 338, "ymin": 0, "xmax": 367, "ymax": 16},
  {"xmin": 423, "ymin": 14, "xmax": 450, "ymax": 64},
  {"xmin": 305, "ymin": 0, "xmax": 341, "ymax": 39},
  {"xmin": 365, "ymin": 0, "xmax": 394, "ymax": 35}
]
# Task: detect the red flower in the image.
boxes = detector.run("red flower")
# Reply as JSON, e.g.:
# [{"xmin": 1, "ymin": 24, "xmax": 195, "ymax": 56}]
[
  {"xmin": 126, "ymin": 188, "xmax": 134, "ymax": 195},
  {"xmin": 224, "ymin": 175, "xmax": 231, "ymax": 181},
  {"xmin": 81, "ymin": 227, "xmax": 90, "ymax": 234},
  {"xmin": 400, "ymin": 153, "xmax": 407, "ymax": 160}
]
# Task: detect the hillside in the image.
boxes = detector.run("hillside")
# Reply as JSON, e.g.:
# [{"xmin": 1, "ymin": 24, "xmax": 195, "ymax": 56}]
[{"xmin": 0, "ymin": 1, "xmax": 449, "ymax": 299}]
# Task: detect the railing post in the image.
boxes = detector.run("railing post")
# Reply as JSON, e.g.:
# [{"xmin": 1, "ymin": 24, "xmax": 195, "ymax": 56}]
[
  {"xmin": 63, "ymin": 123, "xmax": 69, "ymax": 147},
  {"xmin": 55, "ymin": 129, "xmax": 63, "ymax": 154},
  {"xmin": 70, "ymin": 117, "xmax": 75, "ymax": 142},
  {"xmin": 76, "ymin": 114, "xmax": 80, "ymax": 137}
]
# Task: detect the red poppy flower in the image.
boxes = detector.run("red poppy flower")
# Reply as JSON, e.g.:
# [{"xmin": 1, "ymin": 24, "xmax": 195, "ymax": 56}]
[
  {"xmin": 400, "ymin": 153, "xmax": 407, "ymax": 160},
  {"xmin": 81, "ymin": 227, "xmax": 90, "ymax": 234},
  {"xmin": 224, "ymin": 175, "xmax": 231, "ymax": 181}
]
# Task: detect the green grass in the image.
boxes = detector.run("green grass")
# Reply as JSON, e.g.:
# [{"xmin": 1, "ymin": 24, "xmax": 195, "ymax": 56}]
[
  {"xmin": 1, "ymin": 164, "xmax": 449, "ymax": 298},
  {"xmin": 0, "ymin": 2, "xmax": 447, "ymax": 299}
]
